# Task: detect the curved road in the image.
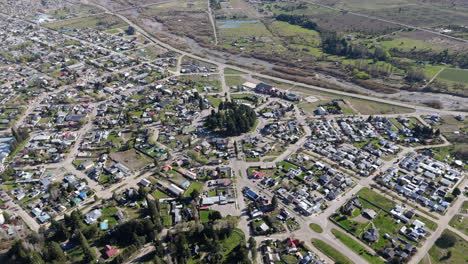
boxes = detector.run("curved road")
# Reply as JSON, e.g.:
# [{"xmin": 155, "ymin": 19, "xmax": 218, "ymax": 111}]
[{"xmin": 86, "ymin": 0, "xmax": 467, "ymax": 118}]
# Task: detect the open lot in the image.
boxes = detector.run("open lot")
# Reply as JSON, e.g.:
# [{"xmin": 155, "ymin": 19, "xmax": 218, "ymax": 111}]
[
  {"xmin": 46, "ymin": 3, "xmax": 102, "ymax": 19},
  {"xmin": 292, "ymin": 85, "xmax": 415, "ymax": 115},
  {"xmin": 45, "ymin": 14, "xmax": 127, "ymax": 31},
  {"xmin": 216, "ymin": 0, "xmax": 263, "ymax": 19},
  {"xmin": 424, "ymin": 229, "xmax": 468, "ymax": 264},
  {"xmin": 109, "ymin": 149, "xmax": 153, "ymax": 170}
]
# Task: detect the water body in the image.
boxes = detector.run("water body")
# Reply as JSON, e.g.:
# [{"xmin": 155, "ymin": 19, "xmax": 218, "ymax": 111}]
[{"xmin": 218, "ymin": 20, "xmax": 260, "ymax": 29}]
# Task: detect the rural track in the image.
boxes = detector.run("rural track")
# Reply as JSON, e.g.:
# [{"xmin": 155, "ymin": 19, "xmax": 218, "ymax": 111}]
[
  {"xmin": 85, "ymin": 0, "xmax": 468, "ymax": 118},
  {"xmin": 207, "ymin": 0, "xmax": 219, "ymax": 45},
  {"xmin": 422, "ymin": 67, "xmax": 445, "ymax": 89}
]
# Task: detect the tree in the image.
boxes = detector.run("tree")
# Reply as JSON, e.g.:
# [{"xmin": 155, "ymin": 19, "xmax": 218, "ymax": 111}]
[
  {"xmin": 3, "ymin": 211, "xmax": 10, "ymax": 224},
  {"xmin": 208, "ymin": 211, "xmax": 222, "ymax": 222},
  {"xmin": 49, "ymin": 220, "xmax": 69, "ymax": 241},
  {"xmin": 199, "ymin": 97, "xmax": 205, "ymax": 110},
  {"xmin": 271, "ymin": 195, "xmax": 278, "ymax": 210},
  {"xmin": 78, "ymin": 231, "xmax": 96, "ymax": 262},
  {"xmin": 373, "ymin": 47, "xmax": 389, "ymax": 61},
  {"xmin": 138, "ymin": 185, "xmax": 149, "ymax": 200},
  {"xmin": 435, "ymin": 232, "xmax": 457, "ymax": 249},
  {"xmin": 452, "ymin": 187, "xmax": 461, "ymax": 197},
  {"xmin": 248, "ymin": 237, "xmax": 257, "ymax": 260},
  {"xmin": 45, "ymin": 241, "xmax": 66, "ymax": 263},
  {"xmin": 1, "ymin": 166, "xmax": 15, "ymax": 182},
  {"xmin": 147, "ymin": 199, "xmax": 162, "ymax": 229},
  {"xmin": 66, "ymin": 210, "xmax": 83, "ymax": 231},
  {"xmin": 405, "ymin": 69, "xmax": 425, "ymax": 82},
  {"xmin": 125, "ymin": 26, "xmax": 136, "ymax": 35},
  {"xmin": 205, "ymin": 102, "xmax": 257, "ymax": 136},
  {"xmin": 190, "ymin": 189, "xmax": 200, "ymax": 201},
  {"xmin": 83, "ymin": 224, "xmax": 99, "ymax": 240}
]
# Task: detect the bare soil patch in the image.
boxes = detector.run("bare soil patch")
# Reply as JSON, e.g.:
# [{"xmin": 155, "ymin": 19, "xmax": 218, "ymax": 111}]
[{"xmin": 109, "ymin": 149, "xmax": 152, "ymax": 170}]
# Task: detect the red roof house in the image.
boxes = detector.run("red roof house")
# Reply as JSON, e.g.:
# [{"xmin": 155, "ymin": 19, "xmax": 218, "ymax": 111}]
[{"xmin": 105, "ymin": 245, "xmax": 118, "ymax": 258}]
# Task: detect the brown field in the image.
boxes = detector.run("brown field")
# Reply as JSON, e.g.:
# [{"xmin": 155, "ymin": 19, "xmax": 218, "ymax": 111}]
[
  {"xmin": 215, "ymin": 0, "xmax": 263, "ymax": 19},
  {"xmin": 92, "ymin": 0, "xmax": 170, "ymax": 11},
  {"xmin": 398, "ymin": 31, "xmax": 468, "ymax": 52},
  {"xmin": 109, "ymin": 149, "xmax": 153, "ymax": 170},
  {"xmin": 123, "ymin": 0, "xmax": 215, "ymax": 45},
  {"xmin": 317, "ymin": 0, "xmax": 468, "ymax": 26}
]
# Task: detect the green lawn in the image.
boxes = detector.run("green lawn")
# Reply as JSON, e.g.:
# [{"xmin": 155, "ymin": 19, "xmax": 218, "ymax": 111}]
[
  {"xmin": 331, "ymin": 214, "xmax": 369, "ymax": 236},
  {"xmin": 199, "ymin": 210, "xmax": 215, "ymax": 223},
  {"xmin": 309, "ymin": 223, "xmax": 323, "ymax": 233},
  {"xmin": 427, "ymin": 229, "xmax": 468, "ymax": 264},
  {"xmin": 437, "ymin": 68, "xmax": 468, "ymax": 84},
  {"xmin": 101, "ymin": 207, "xmax": 118, "ymax": 226},
  {"xmin": 449, "ymin": 214, "xmax": 468, "ymax": 236},
  {"xmin": 331, "ymin": 229, "xmax": 385, "ymax": 264},
  {"xmin": 225, "ymin": 76, "xmax": 247, "ymax": 87},
  {"xmin": 220, "ymin": 228, "xmax": 245, "ymax": 260},
  {"xmin": 357, "ymin": 187, "xmax": 396, "ymax": 211},
  {"xmin": 152, "ymin": 189, "xmax": 169, "ymax": 199},
  {"xmin": 207, "ymin": 95, "xmax": 223, "ymax": 108},
  {"xmin": 184, "ymin": 182, "xmax": 203, "ymax": 197},
  {"xmin": 311, "ymin": 239, "xmax": 353, "ymax": 264}
]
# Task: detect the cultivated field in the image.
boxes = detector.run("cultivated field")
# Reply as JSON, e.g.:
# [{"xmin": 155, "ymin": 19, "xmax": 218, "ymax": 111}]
[{"xmin": 437, "ymin": 68, "xmax": 468, "ymax": 85}]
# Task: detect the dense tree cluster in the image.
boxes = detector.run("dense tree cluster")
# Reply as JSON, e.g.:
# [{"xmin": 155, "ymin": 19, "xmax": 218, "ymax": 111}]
[
  {"xmin": 389, "ymin": 48, "xmax": 468, "ymax": 69},
  {"xmin": 125, "ymin": 26, "xmax": 136, "ymax": 35},
  {"xmin": 209, "ymin": 0, "xmax": 221, "ymax": 9},
  {"xmin": 412, "ymin": 124, "xmax": 440, "ymax": 139},
  {"xmin": 205, "ymin": 101, "xmax": 257, "ymax": 136},
  {"xmin": 6, "ymin": 194, "xmax": 165, "ymax": 264},
  {"xmin": 405, "ymin": 69, "xmax": 426, "ymax": 82},
  {"xmin": 275, "ymin": 14, "xmax": 318, "ymax": 31},
  {"xmin": 169, "ymin": 221, "xmax": 248, "ymax": 264},
  {"xmin": 9, "ymin": 127, "xmax": 30, "ymax": 156}
]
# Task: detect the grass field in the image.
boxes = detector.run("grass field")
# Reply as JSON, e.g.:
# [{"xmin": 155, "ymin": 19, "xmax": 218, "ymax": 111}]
[
  {"xmin": 427, "ymin": 229, "xmax": 468, "ymax": 264},
  {"xmin": 331, "ymin": 229, "xmax": 385, "ymax": 264},
  {"xmin": 199, "ymin": 209, "xmax": 217, "ymax": 223},
  {"xmin": 179, "ymin": 74, "xmax": 222, "ymax": 93},
  {"xmin": 437, "ymin": 68, "xmax": 468, "ymax": 84},
  {"xmin": 225, "ymin": 76, "xmax": 247, "ymax": 87},
  {"xmin": 101, "ymin": 207, "xmax": 118, "ymax": 226},
  {"xmin": 45, "ymin": 14, "xmax": 126, "ymax": 31},
  {"xmin": 184, "ymin": 181, "xmax": 203, "ymax": 197},
  {"xmin": 357, "ymin": 187, "xmax": 396, "ymax": 211},
  {"xmin": 449, "ymin": 214, "xmax": 468, "ymax": 236},
  {"xmin": 152, "ymin": 189, "xmax": 169, "ymax": 200},
  {"xmin": 207, "ymin": 95, "xmax": 223, "ymax": 108},
  {"xmin": 47, "ymin": 3, "xmax": 100, "ymax": 19},
  {"xmin": 220, "ymin": 228, "xmax": 245, "ymax": 261},
  {"xmin": 375, "ymin": 36, "xmax": 440, "ymax": 51},
  {"xmin": 309, "ymin": 223, "xmax": 324, "ymax": 233},
  {"xmin": 218, "ymin": 20, "xmax": 272, "ymax": 39},
  {"xmin": 311, "ymin": 239, "xmax": 354, "ymax": 264},
  {"xmin": 358, "ymin": 187, "xmax": 438, "ymax": 230},
  {"xmin": 267, "ymin": 21, "xmax": 321, "ymax": 52},
  {"xmin": 291, "ymin": 85, "xmax": 415, "ymax": 115}
]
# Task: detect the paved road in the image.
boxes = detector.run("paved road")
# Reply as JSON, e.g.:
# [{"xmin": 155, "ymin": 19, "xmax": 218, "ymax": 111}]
[
  {"xmin": 410, "ymin": 178, "xmax": 467, "ymax": 264},
  {"xmin": 86, "ymin": 0, "xmax": 468, "ymax": 118},
  {"xmin": 2, "ymin": 3, "xmax": 467, "ymax": 263}
]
